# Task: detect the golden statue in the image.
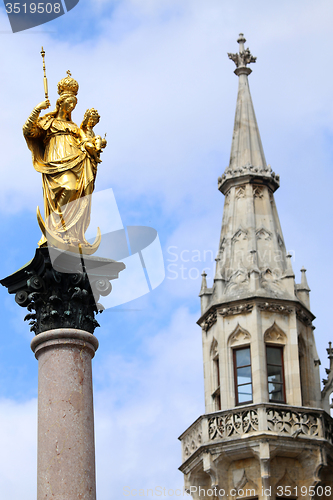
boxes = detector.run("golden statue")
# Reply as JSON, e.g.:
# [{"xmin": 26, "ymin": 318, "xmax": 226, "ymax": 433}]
[{"xmin": 23, "ymin": 60, "xmax": 106, "ymax": 255}]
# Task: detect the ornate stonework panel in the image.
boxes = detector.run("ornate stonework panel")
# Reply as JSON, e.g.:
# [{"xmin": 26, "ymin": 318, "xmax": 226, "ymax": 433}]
[
  {"xmin": 260, "ymin": 269, "xmax": 283, "ymax": 295},
  {"xmin": 232, "ymin": 227, "xmax": 248, "ymax": 242},
  {"xmin": 179, "ymin": 405, "xmax": 333, "ymax": 468},
  {"xmin": 225, "ymin": 269, "xmax": 249, "ymax": 293},
  {"xmin": 208, "ymin": 409, "xmax": 259, "ymax": 440},
  {"xmin": 256, "ymin": 227, "xmax": 272, "ymax": 241},
  {"xmin": 296, "ymin": 308, "xmax": 313, "ymax": 326},
  {"xmin": 264, "ymin": 322, "xmax": 287, "ymax": 344},
  {"xmin": 253, "ymin": 185, "xmax": 264, "ymax": 198},
  {"xmin": 258, "ymin": 302, "xmax": 293, "ymax": 315},
  {"xmin": 323, "ymin": 413, "xmax": 333, "ymax": 445},
  {"xmin": 182, "ymin": 420, "xmax": 203, "ymax": 459},
  {"xmin": 228, "ymin": 324, "xmax": 251, "ymax": 346},
  {"xmin": 235, "ymin": 185, "xmax": 246, "ymax": 199},
  {"xmin": 202, "ymin": 310, "xmax": 217, "ymax": 332},
  {"xmin": 219, "ymin": 164, "xmax": 280, "ymax": 191},
  {"xmin": 266, "ymin": 408, "xmax": 319, "ymax": 437},
  {"xmin": 219, "ymin": 303, "xmax": 253, "ymax": 318}
]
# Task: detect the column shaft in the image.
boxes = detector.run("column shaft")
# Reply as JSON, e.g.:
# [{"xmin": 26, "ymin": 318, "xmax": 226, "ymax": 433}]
[{"xmin": 31, "ymin": 329, "xmax": 99, "ymax": 500}]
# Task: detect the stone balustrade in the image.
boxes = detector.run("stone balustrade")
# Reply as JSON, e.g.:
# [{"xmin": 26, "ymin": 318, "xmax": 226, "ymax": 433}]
[{"xmin": 179, "ymin": 404, "xmax": 333, "ymax": 463}]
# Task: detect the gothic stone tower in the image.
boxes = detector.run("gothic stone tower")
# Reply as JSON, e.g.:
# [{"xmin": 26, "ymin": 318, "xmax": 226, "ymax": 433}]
[{"xmin": 179, "ymin": 35, "xmax": 333, "ymax": 500}]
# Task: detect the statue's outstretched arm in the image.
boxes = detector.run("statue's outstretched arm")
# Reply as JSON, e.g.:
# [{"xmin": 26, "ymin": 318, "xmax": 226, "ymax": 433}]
[{"xmin": 23, "ymin": 100, "xmax": 50, "ymax": 138}]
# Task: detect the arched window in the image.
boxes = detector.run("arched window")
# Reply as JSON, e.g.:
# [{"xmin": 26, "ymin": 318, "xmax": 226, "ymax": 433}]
[
  {"xmin": 229, "ymin": 324, "xmax": 252, "ymax": 406},
  {"xmin": 298, "ymin": 334, "xmax": 306, "ymax": 405},
  {"xmin": 233, "ymin": 346, "xmax": 253, "ymax": 405},
  {"xmin": 210, "ymin": 338, "xmax": 221, "ymax": 410},
  {"xmin": 264, "ymin": 323, "xmax": 287, "ymax": 403},
  {"xmin": 266, "ymin": 346, "xmax": 285, "ymax": 402}
]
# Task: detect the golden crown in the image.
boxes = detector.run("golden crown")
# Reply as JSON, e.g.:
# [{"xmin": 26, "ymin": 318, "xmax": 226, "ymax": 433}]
[{"xmin": 57, "ymin": 70, "xmax": 79, "ymax": 96}]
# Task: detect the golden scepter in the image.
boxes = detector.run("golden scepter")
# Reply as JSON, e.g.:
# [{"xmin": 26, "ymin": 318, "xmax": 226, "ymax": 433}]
[{"xmin": 40, "ymin": 46, "xmax": 49, "ymax": 101}]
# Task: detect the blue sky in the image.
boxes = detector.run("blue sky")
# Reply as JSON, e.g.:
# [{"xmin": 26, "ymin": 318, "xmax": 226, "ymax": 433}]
[{"xmin": 0, "ymin": 0, "xmax": 333, "ymax": 498}]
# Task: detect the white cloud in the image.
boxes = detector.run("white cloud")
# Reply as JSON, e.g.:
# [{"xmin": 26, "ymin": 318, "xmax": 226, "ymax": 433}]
[
  {"xmin": 94, "ymin": 307, "xmax": 204, "ymax": 498},
  {"xmin": 2, "ymin": 0, "xmax": 333, "ymax": 215},
  {"xmin": 0, "ymin": 399, "xmax": 37, "ymax": 500},
  {"xmin": 0, "ymin": 307, "xmax": 203, "ymax": 500}
]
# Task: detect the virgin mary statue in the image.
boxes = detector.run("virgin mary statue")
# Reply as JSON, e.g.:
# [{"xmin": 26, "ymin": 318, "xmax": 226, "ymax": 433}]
[{"xmin": 23, "ymin": 71, "xmax": 106, "ymax": 253}]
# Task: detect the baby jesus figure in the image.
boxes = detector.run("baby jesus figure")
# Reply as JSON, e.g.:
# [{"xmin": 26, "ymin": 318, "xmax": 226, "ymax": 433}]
[{"xmin": 80, "ymin": 108, "xmax": 107, "ymax": 163}]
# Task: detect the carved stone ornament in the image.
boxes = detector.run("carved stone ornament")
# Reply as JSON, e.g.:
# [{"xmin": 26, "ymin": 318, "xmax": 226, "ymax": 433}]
[
  {"xmin": 218, "ymin": 163, "xmax": 280, "ymax": 192},
  {"xmin": 179, "ymin": 405, "xmax": 333, "ymax": 466},
  {"xmin": 323, "ymin": 413, "xmax": 333, "ymax": 445},
  {"xmin": 256, "ymin": 227, "xmax": 272, "ymax": 241},
  {"xmin": 202, "ymin": 310, "xmax": 217, "ymax": 332},
  {"xmin": 208, "ymin": 409, "xmax": 259, "ymax": 440},
  {"xmin": 253, "ymin": 185, "xmax": 264, "ymax": 198},
  {"xmin": 1, "ymin": 247, "xmax": 125, "ymax": 335},
  {"xmin": 182, "ymin": 419, "xmax": 203, "ymax": 458},
  {"xmin": 227, "ymin": 33, "xmax": 257, "ymax": 69},
  {"xmin": 258, "ymin": 302, "xmax": 293, "ymax": 315},
  {"xmin": 228, "ymin": 48, "xmax": 256, "ymax": 68},
  {"xmin": 296, "ymin": 307, "xmax": 313, "ymax": 326},
  {"xmin": 232, "ymin": 227, "xmax": 248, "ymax": 243},
  {"xmin": 260, "ymin": 269, "xmax": 282, "ymax": 295},
  {"xmin": 264, "ymin": 322, "xmax": 287, "ymax": 344},
  {"xmin": 228, "ymin": 324, "xmax": 251, "ymax": 346},
  {"xmin": 225, "ymin": 269, "xmax": 249, "ymax": 293},
  {"xmin": 266, "ymin": 408, "xmax": 319, "ymax": 438},
  {"xmin": 219, "ymin": 303, "xmax": 253, "ymax": 318},
  {"xmin": 235, "ymin": 185, "xmax": 246, "ymax": 199}
]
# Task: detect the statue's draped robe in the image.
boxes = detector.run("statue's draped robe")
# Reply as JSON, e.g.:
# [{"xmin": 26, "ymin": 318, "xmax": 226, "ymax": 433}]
[{"xmin": 24, "ymin": 115, "xmax": 97, "ymax": 246}]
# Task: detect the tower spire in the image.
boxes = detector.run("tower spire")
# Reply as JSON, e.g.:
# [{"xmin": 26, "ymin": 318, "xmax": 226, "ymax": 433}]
[
  {"xmin": 179, "ymin": 34, "xmax": 332, "ymax": 498},
  {"xmin": 213, "ymin": 35, "xmax": 289, "ymax": 300},
  {"xmin": 219, "ymin": 34, "xmax": 279, "ymax": 195}
]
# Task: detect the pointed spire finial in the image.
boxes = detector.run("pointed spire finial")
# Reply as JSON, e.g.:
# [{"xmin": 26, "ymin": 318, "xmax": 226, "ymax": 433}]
[
  {"xmin": 228, "ymin": 33, "xmax": 257, "ymax": 76},
  {"xmin": 300, "ymin": 266, "xmax": 310, "ymax": 291},
  {"xmin": 199, "ymin": 270, "xmax": 208, "ymax": 296},
  {"xmin": 327, "ymin": 342, "xmax": 333, "ymax": 372},
  {"xmin": 237, "ymin": 33, "xmax": 246, "ymax": 47},
  {"xmin": 286, "ymin": 253, "xmax": 293, "ymax": 269}
]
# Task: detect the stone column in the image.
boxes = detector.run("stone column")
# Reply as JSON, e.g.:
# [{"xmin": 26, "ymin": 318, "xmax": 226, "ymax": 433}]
[
  {"xmin": 31, "ymin": 328, "xmax": 99, "ymax": 500},
  {"xmin": 1, "ymin": 247, "xmax": 125, "ymax": 498}
]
